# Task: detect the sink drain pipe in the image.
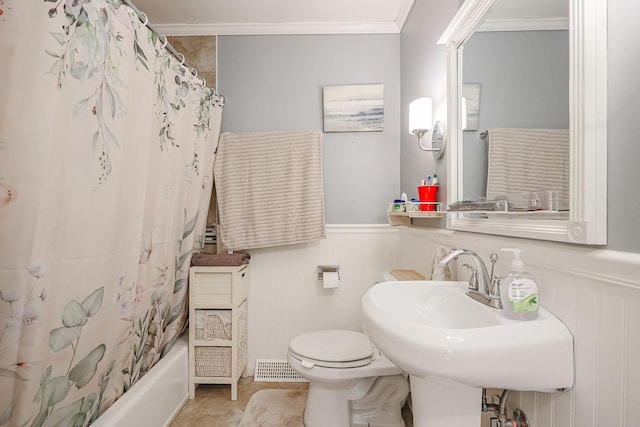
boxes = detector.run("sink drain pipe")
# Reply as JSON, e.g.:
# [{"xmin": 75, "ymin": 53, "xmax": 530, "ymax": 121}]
[{"xmin": 482, "ymin": 388, "xmax": 530, "ymax": 427}]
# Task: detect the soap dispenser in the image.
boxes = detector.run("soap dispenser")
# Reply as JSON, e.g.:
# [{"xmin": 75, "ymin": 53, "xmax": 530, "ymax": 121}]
[{"xmin": 500, "ymin": 248, "xmax": 539, "ymax": 320}]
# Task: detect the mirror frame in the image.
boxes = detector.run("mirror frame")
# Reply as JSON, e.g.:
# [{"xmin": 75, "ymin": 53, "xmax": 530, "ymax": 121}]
[{"xmin": 438, "ymin": 0, "xmax": 607, "ymax": 245}]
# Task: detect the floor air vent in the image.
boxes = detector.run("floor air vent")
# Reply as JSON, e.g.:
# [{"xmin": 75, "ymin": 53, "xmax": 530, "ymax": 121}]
[{"xmin": 254, "ymin": 359, "xmax": 307, "ymax": 382}]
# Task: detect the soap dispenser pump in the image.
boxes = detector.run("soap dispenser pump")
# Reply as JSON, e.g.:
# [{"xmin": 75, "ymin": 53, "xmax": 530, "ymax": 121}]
[{"xmin": 499, "ymin": 248, "xmax": 539, "ymax": 320}]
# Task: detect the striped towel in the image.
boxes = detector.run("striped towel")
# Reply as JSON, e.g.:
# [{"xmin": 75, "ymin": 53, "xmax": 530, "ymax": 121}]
[
  {"xmin": 214, "ymin": 130, "xmax": 325, "ymax": 251},
  {"xmin": 486, "ymin": 128, "xmax": 569, "ymax": 210}
]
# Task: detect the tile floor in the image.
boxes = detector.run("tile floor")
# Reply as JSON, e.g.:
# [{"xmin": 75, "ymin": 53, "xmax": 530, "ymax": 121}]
[{"xmin": 171, "ymin": 377, "xmax": 414, "ymax": 426}]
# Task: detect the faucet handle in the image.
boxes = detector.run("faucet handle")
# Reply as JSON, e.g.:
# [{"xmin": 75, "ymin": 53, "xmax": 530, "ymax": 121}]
[
  {"xmin": 489, "ymin": 276, "xmax": 503, "ymax": 303},
  {"xmin": 489, "ymin": 253, "xmax": 498, "ymax": 281},
  {"xmin": 462, "ymin": 263, "xmax": 479, "ymax": 291}
]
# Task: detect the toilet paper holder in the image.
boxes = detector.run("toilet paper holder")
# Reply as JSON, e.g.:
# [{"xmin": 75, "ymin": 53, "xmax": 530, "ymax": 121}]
[{"xmin": 317, "ymin": 265, "xmax": 340, "ymax": 280}]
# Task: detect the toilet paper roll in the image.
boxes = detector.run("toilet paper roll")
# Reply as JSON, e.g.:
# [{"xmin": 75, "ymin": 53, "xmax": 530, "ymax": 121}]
[{"xmin": 322, "ymin": 271, "xmax": 340, "ymax": 289}]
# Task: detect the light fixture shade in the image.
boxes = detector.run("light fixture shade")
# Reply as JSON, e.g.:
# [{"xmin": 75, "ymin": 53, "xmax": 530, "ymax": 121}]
[{"xmin": 409, "ymin": 97, "xmax": 432, "ymax": 134}]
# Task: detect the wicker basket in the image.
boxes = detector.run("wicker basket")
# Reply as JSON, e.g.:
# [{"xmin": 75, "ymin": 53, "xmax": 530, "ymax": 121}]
[
  {"xmin": 195, "ymin": 310, "xmax": 232, "ymax": 341},
  {"xmin": 195, "ymin": 346, "xmax": 233, "ymax": 377},
  {"xmin": 194, "ymin": 335, "xmax": 248, "ymax": 378},
  {"xmin": 194, "ymin": 301, "xmax": 247, "ymax": 341}
]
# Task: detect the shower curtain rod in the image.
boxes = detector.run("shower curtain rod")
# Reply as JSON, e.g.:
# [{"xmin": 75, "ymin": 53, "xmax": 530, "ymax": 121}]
[{"xmin": 120, "ymin": 0, "xmax": 224, "ymax": 102}]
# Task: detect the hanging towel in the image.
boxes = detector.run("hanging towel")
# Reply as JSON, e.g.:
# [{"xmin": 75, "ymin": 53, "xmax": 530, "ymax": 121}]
[
  {"xmin": 214, "ymin": 130, "xmax": 325, "ymax": 251},
  {"xmin": 486, "ymin": 128, "xmax": 570, "ymax": 210}
]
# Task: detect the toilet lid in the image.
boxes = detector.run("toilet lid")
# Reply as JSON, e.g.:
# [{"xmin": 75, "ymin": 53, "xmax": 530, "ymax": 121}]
[{"xmin": 289, "ymin": 330, "xmax": 373, "ymax": 368}]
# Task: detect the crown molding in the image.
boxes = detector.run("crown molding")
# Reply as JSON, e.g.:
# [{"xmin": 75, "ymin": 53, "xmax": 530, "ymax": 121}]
[
  {"xmin": 156, "ymin": 21, "xmax": 402, "ymax": 36},
  {"xmin": 141, "ymin": 0, "xmax": 415, "ymax": 35},
  {"xmin": 395, "ymin": 0, "xmax": 415, "ymax": 32}
]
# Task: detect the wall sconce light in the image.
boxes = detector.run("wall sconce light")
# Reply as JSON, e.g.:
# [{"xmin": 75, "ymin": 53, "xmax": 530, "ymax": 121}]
[{"xmin": 409, "ymin": 97, "xmax": 446, "ymax": 159}]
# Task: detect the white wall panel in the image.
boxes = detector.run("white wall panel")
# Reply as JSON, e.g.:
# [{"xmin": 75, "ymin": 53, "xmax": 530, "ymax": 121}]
[
  {"xmin": 573, "ymin": 282, "xmax": 598, "ymax": 427},
  {"xmin": 244, "ymin": 225, "xmax": 398, "ymax": 373},
  {"xmin": 626, "ymin": 294, "xmax": 640, "ymax": 424},
  {"xmin": 596, "ymin": 288, "xmax": 625, "ymax": 427}
]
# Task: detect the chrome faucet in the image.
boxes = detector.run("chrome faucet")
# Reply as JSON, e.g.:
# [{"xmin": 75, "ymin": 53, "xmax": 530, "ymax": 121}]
[{"xmin": 437, "ymin": 249, "xmax": 502, "ymax": 309}]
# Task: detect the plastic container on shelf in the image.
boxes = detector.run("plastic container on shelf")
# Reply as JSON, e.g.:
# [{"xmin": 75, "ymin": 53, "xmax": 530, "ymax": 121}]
[{"xmin": 417, "ymin": 185, "xmax": 438, "ymax": 211}]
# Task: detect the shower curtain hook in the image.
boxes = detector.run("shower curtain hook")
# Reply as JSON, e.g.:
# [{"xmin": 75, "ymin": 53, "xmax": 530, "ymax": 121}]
[
  {"xmin": 139, "ymin": 11, "xmax": 149, "ymax": 26},
  {"xmin": 215, "ymin": 93, "xmax": 226, "ymax": 107},
  {"xmin": 177, "ymin": 53, "xmax": 186, "ymax": 65},
  {"xmin": 160, "ymin": 35, "xmax": 168, "ymax": 49},
  {"xmin": 199, "ymin": 77, "xmax": 207, "ymax": 87},
  {"xmin": 191, "ymin": 67, "xmax": 198, "ymax": 77}
]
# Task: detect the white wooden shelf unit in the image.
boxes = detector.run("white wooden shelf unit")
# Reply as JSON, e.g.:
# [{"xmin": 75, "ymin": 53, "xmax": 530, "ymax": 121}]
[{"xmin": 188, "ymin": 265, "xmax": 249, "ymax": 400}]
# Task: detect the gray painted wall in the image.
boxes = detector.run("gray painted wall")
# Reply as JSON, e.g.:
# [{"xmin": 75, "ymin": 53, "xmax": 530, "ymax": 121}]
[
  {"xmin": 217, "ymin": 34, "xmax": 401, "ymax": 224},
  {"xmin": 462, "ymin": 30, "xmax": 569, "ymax": 199}
]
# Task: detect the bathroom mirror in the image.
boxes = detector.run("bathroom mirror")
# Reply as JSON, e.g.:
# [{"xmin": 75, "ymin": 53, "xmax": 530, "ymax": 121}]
[{"xmin": 438, "ymin": 0, "xmax": 607, "ymax": 245}]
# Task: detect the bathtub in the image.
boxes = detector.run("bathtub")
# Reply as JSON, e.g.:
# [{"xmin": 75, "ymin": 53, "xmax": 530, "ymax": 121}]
[{"xmin": 91, "ymin": 333, "xmax": 189, "ymax": 427}]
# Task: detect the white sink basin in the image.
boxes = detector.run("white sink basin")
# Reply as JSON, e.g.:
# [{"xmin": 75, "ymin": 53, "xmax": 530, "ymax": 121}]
[{"xmin": 361, "ymin": 280, "xmax": 574, "ymax": 392}]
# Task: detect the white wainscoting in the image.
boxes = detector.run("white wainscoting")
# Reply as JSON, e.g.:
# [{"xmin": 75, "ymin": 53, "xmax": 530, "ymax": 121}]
[
  {"xmin": 396, "ymin": 227, "xmax": 640, "ymax": 427},
  {"xmin": 244, "ymin": 225, "xmax": 399, "ymax": 374},
  {"xmin": 243, "ymin": 224, "xmax": 640, "ymax": 426}
]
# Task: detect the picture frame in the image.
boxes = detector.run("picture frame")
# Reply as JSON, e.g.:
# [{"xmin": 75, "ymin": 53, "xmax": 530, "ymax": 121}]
[{"xmin": 322, "ymin": 84, "xmax": 384, "ymax": 133}]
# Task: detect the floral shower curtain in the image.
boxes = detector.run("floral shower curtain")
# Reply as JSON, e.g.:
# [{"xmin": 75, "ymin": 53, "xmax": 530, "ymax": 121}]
[{"xmin": 0, "ymin": 1, "xmax": 223, "ymax": 426}]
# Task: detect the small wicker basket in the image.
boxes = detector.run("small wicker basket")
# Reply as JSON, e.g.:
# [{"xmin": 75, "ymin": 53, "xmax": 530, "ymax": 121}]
[{"xmin": 195, "ymin": 310, "xmax": 232, "ymax": 341}]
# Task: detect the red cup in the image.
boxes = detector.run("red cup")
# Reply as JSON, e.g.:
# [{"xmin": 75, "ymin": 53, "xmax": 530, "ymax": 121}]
[{"xmin": 418, "ymin": 185, "xmax": 438, "ymax": 211}]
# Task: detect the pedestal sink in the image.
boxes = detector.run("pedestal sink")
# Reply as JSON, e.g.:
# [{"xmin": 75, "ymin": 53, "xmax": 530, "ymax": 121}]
[{"xmin": 361, "ymin": 280, "xmax": 574, "ymax": 426}]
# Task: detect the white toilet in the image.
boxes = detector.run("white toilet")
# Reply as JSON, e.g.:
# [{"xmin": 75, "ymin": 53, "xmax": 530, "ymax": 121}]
[{"xmin": 287, "ymin": 329, "xmax": 409, "ymax": 427}]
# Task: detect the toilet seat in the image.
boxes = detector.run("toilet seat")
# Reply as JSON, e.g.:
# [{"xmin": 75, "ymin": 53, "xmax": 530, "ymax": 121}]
[{"xmin": 289, "ymin": 330, "xmax": 373, "ymax": 369}]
